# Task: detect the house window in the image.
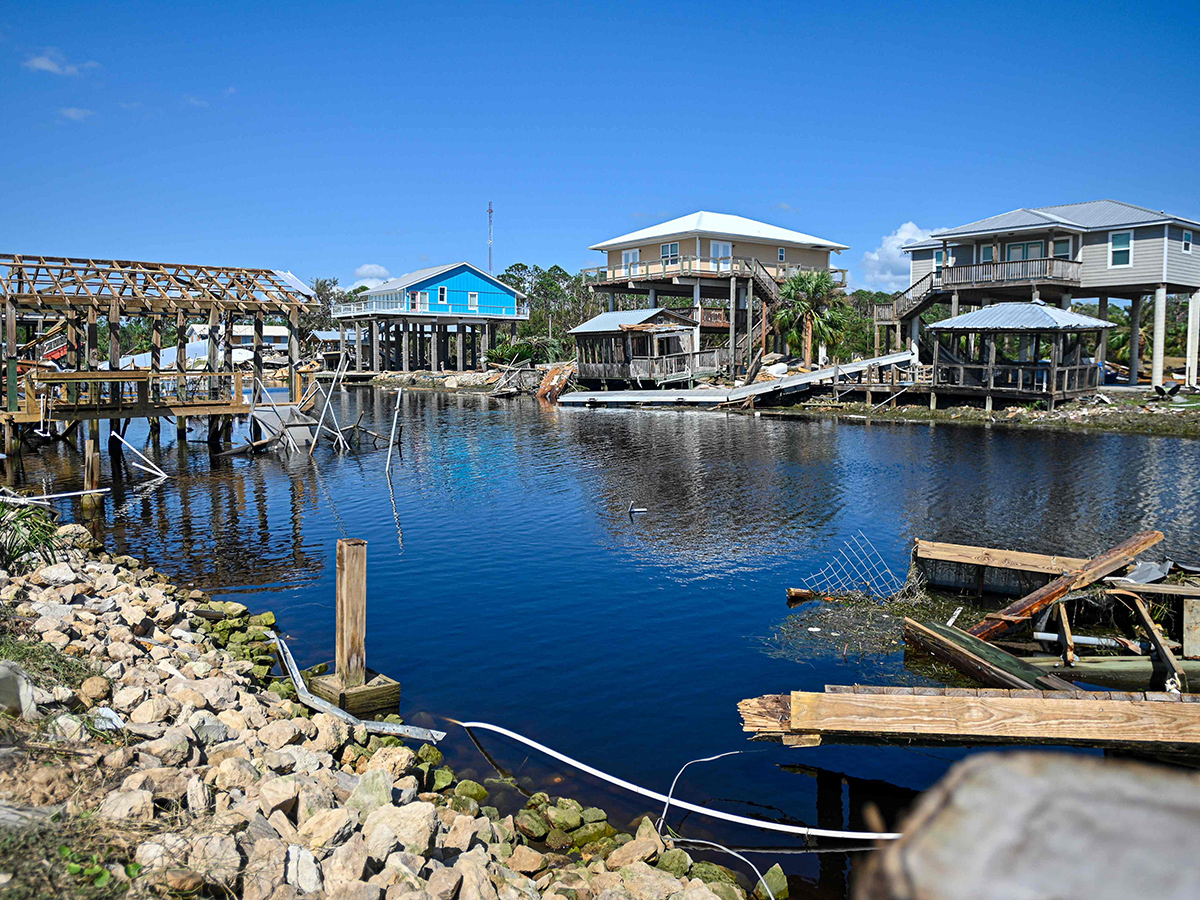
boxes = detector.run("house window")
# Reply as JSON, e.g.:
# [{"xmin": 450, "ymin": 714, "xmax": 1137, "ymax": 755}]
[
  {"xmin": 777, "ymin": 248, "xmax": 786, "ymax": 263},
  {"xmin": 1185, "ymin": 230, "xmax": 1194, "ymax": 254},
  {"xmin": 711, "ymin": 240, "xmax": 732, "ymax": 259},
  {"xmin": 418, "ymin": 291, "xmax": 429, "ymax": 311},
  {"xmin": 979, "ymin": 245, "xmax": 994, "ymax": 263},
  {"xmin": 934, "ymin": 250, "xmax": 944, "ymax": 277},
  {"xmin": 660, "ymin": 242, "xmax": 679, "ymax": 263},
  {"xmin": 1053, "ymin": 238, "xmax": 1071, "ymax": 259},
  {"xmin": 408, "ymin": 292, "xmax": 418, "ymax": 311},
  {"xmin": 1109, "ymin": 231, "xmax": 1132, "ymax": 268},
  {"xmin": 438, "ymin": 286, "xmax": 447, "ymax": 305},
  {"xmin": 468, "ymin": 292, "xmax": 479, "ymax": 310}
]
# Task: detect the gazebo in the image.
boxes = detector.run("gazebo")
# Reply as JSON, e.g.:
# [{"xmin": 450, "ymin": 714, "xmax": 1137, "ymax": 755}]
[{"xmin": 926, "ymin": 301, "xmax": 1114, "ymax": 411}]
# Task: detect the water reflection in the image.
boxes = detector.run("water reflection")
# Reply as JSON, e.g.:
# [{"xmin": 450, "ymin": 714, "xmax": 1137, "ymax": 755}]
[{"xmin": 11, "ymin": 391, "xmax": 1200, "ymax": 899}]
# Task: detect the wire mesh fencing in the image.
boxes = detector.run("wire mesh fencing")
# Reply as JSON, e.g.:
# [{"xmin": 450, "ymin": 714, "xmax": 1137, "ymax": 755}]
[{"xmin": 802, "ymin": 530, "xmax": 905, "ymax": 598}]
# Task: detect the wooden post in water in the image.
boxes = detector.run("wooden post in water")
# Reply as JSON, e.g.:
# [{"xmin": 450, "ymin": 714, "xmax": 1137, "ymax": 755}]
[
  {"xmin": 176, "ymin": 311, "xmax": 188, "ymax": 440},
  {"xmin": 335, "ymin": 538, "xmax": 367, "ymax": 690},
  {"xmin": 82, "ymin": 435, "xmax": 103, "ymax": 515}
]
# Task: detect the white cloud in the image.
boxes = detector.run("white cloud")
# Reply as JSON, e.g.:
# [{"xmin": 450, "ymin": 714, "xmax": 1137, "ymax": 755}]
[
  {"xmin": 354, "ymin": 263, "xmax": 390, "ymax": 280},
  {"xmin": 859, "ymin": 222, "xmax": 936, "ymax": 291},
  {"xmin": 59, "ymin": 107, "xmax": 95, "ymax": 122},
  {"xmin": 23, "ymin": 50, "xmax": 99, "ymax": 76},
  {"xmin": 349, "ymin": 278, "xmax": 387, "ymax": 291},
  {"xmin": 183, "ymin": 95, "xmax": 210, "ymax": 108}
]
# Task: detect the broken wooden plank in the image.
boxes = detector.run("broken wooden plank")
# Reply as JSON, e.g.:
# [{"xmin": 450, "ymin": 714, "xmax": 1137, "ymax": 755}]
[
  {"xmin": 737, "ymin": 693, "xmax": 790, "ymax": 736},
  {"xmin": 966, "ymin": 530, "xmax": 1164, "ymax": 641},
  {"xmin": 785, "ymin": 689, "xmax": 1200, "ymax": 748},
  {"xmin": 915, "ymin": 539, "xmax": 1088, "ymax": 575},
  {"xmin": 1106, "ymin": 580, "xmax": 1200, "ymax": 597},
  {"xmin": 903, "ymin": 618, "xmax": 1075, "ymax": 690},
  {"xmin": 1056, "ymin": 602, "xmax": 1076, "ymax": 666},
  {"xmin": 1119, "ymin": 589, "xmax": 1187, "ymax": 693}
]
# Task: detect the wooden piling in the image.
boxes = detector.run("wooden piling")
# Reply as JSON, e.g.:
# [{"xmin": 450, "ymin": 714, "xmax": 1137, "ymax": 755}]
[
  {"xmin": 82, "ymin": 435, "xmax": 103, "ymax": 514},
  {"xmin": 335, "ymin": 538, "xmax": 367, "ymax": 689}
]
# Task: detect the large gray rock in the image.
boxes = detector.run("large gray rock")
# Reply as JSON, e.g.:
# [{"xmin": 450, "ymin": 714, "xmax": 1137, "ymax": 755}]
[
  {"xmin": 122, "ymin": 767, "xmax": 190, "ymax": 802},
  {"xmin": 298, "ymin": 807, "xmax": 358, "ymax": 851},
  {"xmin": 325, "ymin": 833, "xmax": 370, "ymax": 887},
  {"xmin": 242, "ymin": 837, "xmax": 288, "ymax": 900},
  {"xmin": 286, "ymin": 844, "xmax": 324, "ymax": 894},
  {"xmin": 38, "ymin": 563, "xmax": 77, "ymax": 586},
  {"xmin": 364, "ymin": 801, "xmax": 438, "ymax": 855},
  {"xmin": 259, "ymin": 775, "xmax": 300, "ymax": 818},
  {"xmin": 98, "ymin": 789, "xmax": 154, "ymax": 822},
  {"xmin": 140, "ymin": 728, "xmax": 192, "ymax": 767},
  {"xmin": 617, "ymin": 862, "xmax": 684, "ymax": 900},
  {"xmin": 427, "ymin": 866, "xmax": 464, "ymax": 900},
  {"xmin": 453, "ymin": 849, "xmax": 498, "ymax": 900},
  {"xmin": 188, "ymin": 709, "xmax": 232, "ymax": 745},
  {"xmin": 365, "ymin": 746, "xmax": 416, "ymax": 780},
  {"xmin": 0, "ymin": 664, "xmax": 39, "ymax": 721},
  {"xmin": 348, "ymin": 769, "xmax": 393, "ymax": 817},
  {"xmin": 188, "ymin": 833, "xmax": 241, "ymax": 889}
]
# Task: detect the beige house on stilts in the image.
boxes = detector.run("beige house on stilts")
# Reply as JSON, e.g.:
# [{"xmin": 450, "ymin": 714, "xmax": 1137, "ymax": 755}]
[{"xmin": 580, "ymin": 211, "xmax": 849, "ymax": 382}]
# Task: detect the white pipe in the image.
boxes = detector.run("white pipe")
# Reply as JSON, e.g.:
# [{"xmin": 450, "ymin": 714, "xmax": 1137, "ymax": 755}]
[
  {"xmin": 111, "ymin": 432, "xmax": 168, "ymax": 478},
  {"xmin": 453, "ymin": 720, "xmax": 900, "ymax": 841},
  {"xmin": 385, "ymin": 388, "xmax": 402, "ymax": 475}
]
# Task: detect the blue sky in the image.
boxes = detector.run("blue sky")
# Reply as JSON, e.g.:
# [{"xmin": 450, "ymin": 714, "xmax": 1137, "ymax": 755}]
[{"xmin": 2, "ymin": 0, "xmax": 1197, "ymax": 293}]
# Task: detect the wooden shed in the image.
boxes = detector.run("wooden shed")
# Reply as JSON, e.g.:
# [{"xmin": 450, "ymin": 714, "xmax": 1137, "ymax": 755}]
[{"xmin": 569, "ymin": 308, "xmax": 726, "ymax": 389}]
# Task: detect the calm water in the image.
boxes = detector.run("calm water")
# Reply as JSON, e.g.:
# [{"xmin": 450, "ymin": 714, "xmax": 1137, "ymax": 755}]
[{"xmin": 15, "ymin": 391, "xmax": 1200, "ymax": 897}]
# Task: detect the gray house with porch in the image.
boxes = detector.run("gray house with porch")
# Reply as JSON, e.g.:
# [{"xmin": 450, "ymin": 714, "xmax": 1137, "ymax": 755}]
[{"xmin": 874, "ymin": 200, "xmax": 1200, "ymax": 387}]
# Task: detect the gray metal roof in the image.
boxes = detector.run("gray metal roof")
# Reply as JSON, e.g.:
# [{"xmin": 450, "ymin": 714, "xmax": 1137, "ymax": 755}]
[
  {"xmin": 567, "ymin": 307, "xmax": 696, "ymax": 335},
  {"xmin": 904, "ymin": 199, "xmax": 1200, "ymax": 253},
  {"xmin": 927, "ymin": 301, "xmax": 1115, "ymax": 333},
  {"xmin": 367, "ymin": 262, "xmax": 526, "ymax": 298}
]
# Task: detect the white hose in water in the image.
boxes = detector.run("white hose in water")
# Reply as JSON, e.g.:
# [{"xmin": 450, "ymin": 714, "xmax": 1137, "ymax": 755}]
[{"xmin": 452, "ymin": 721, "xmax": 901, "ymax": 841}]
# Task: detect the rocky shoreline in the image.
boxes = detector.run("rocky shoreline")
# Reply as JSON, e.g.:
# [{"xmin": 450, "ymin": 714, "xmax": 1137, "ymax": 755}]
[
  {"xmin": 0, "ymin": 530, "xmax": 783, "ymax": 900},
  {"xmin": 371, "ymin": 372, "xmax": 501, "ymax": 393}
]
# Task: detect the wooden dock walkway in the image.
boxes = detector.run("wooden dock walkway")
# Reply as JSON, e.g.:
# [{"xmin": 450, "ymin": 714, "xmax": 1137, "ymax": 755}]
[{"xmin": 558, "ymin": 350, "xmax": 917, "ymax": 407}]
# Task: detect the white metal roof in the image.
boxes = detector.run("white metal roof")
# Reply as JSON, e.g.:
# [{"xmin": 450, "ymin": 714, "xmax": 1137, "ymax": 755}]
[
  {"xmin": 904, "ymin": 199, "xmax": 1200, "ymax": 252},
  {"xmin": 927, "ymin": 301, "xmax": 1115, "ymax": 332},
  {"xmin": 589, "ymin": 211, "xmax": 849, "ymax": 252},
  {"xmin": 367, "ymin": 261, "xmax": 526, "ymax": 298}
]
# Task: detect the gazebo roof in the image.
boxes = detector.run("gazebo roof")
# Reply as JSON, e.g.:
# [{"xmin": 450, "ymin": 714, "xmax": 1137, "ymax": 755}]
[{"xmin": 927, "ymin": 301, "xmax": 1114, "ymax": 333}]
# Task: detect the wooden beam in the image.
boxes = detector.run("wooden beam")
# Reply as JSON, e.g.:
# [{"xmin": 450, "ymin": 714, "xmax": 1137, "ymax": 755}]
[
  {"xmin": 1026, "ymin": 656, "xmax": 1200, "ymax": 691},
  {"xmin": 335, "ymin": 538, "xmax": 367, "ymax": 690},
  {"xmin": 783, "ymin": 689, "xmax": 1200, "ymax": 749},
  {"xmin": 1056, "ymin": 601, "xmax": 1076, "ymax": 666},
  {"xmin": 903, "ymin": 618, "xmax": 1074, "ymax": 690},
  {"xmin": 1119, "ymin": 589, "xmax": 1187, "ymax": 692},
  {"xmin": 915, "ymin": 539, "xmax": 1088, "ymax": 575},
  {"xmin": 966, "ymin": 531, "xmax": 1164, "ymax": 641}
]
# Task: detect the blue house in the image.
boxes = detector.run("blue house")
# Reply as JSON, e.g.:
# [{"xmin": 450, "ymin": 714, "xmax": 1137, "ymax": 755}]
[{"xmin": 331, "ymin": 262, "xmax": 528, "ymax": 372}]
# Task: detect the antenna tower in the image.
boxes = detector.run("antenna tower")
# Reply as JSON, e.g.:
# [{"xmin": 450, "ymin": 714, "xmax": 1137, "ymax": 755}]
[{"xmin": 488, "ymin": 202, "xmax": 494, "ymax": 274}]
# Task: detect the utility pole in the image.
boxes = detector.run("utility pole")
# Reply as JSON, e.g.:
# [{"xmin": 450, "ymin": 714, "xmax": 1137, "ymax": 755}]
[{"xmin": 488, "ymin": 201, "xmax": 493, "ymax": 275}]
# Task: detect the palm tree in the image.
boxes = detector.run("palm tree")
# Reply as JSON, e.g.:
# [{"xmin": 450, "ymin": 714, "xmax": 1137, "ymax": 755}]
[{"xmin": 777, "ymin": 270, "xmax": 841, "ymax": 366}]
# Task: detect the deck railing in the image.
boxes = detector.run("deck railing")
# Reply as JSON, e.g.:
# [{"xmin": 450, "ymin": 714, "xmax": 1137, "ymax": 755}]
[
  {"xmin": 933, "ymin": 361, "xmax": 1100, "ymax": 394},
  {"xmin": 940, "ymin": 258, "xmax": 1082, "ymax": 289},
  {"xmin": 28, "ymin": 370, "xmax": 245, "ymax": 415},
  {"xmin": 581, "ymin": 256, "xmax": 847, "ymax": 288},
  {"xmin": 332, "ymin": 299, "xmax": 530, "ymax": 320},
  {"xmin": 579, "ymin": 347, "xmax": 729, "ymax": 383}
]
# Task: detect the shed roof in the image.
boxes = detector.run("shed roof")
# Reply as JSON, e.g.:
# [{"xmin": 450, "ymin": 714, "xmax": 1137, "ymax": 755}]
[
  {"xmin": 927, "ymin": 301, "xmax": 1115, "ymax": 333},
  {"xmin": 366, "ymin": 261, "xmax": 525, "ymax": 298},
  {"xmin": 568, "ymin": 307, "xmax": 696, "ymax": 335},
  {"xmin": 904, "ymin": 199, "xmax": 1200, "ymax": 251},
  {"xmin": 589, "ymin": 211, "xmax": 848, "ymax": 252}
]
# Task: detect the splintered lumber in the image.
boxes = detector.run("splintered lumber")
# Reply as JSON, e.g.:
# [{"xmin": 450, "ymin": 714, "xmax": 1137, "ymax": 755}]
[
  {"xmin": 903, "ymin": 618, "xmax": 1075, "ymax": 690},
  {"xmin": 778, "ymin": 689, "xmax": 1200, "ymax": 749},
  {"xmin": 858, "ymin": 753, "xmax": 1200, "ymax": 900},
  {"xmin": 966, "ymin": 530, "xmax": 1164, "ymax": 641},
  {"xmin": 915, "ymin": 539, "xmax": 1088, "ymax": 575}
]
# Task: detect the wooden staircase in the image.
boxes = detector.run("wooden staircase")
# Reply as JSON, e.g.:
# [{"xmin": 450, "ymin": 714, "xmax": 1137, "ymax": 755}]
[{"xmin": 874, "ymin": 272, "xmax": 945, "ymax": 325}]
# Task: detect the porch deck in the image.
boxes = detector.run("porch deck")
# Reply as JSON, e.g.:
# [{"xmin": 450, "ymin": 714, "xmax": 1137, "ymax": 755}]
[{"xmin": 581, "ymin": 256, "xmax": 847, "ymax": 288}]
